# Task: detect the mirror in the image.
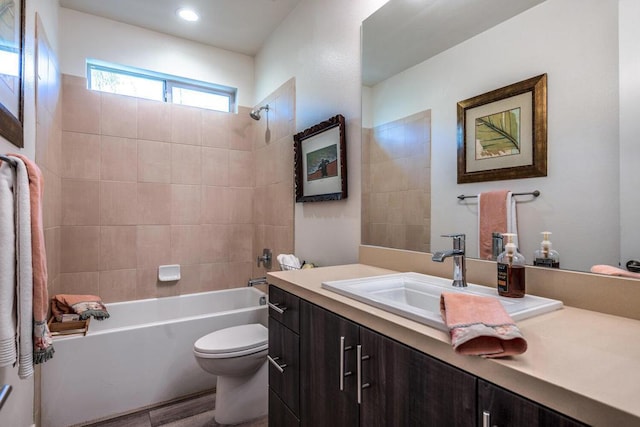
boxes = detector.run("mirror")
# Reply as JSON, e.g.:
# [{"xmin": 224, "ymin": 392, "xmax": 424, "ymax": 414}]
[{"xmin": 362, "ymin": 0, "xmax": 640, "ymax": 276}]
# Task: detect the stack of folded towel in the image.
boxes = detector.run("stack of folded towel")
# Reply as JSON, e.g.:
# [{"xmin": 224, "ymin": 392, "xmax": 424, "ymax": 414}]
[
  {"xmin": 277, "ymin": 254, "xmax": 302, "ymax": 271},
  {"xmin": 440, "ymin": 292, "xmax": 527, "ymax": 358},
  {"xmin": 51, "ymin": 294, "xmax": 110, "ymax": 321}
]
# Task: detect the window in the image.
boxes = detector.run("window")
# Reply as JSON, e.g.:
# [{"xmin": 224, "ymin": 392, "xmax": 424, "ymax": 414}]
[{"xmin": 87, "ymin": 60, "xmax": 237, "ymax": 113}]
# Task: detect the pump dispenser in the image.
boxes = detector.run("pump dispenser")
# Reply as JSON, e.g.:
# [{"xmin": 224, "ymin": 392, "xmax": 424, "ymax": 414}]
[
  {"xmin": 496, "ymin": 233, "xmax": 526, "ymax": 298},
  {"xmin": 533, "ymin": 231, "xmax": 560, "ymax": 268}
]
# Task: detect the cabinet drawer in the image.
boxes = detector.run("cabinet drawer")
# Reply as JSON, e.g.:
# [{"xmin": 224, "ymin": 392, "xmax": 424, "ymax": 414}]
[
  {"xmin": 268, "ymin": 285, "xmax": 300, "ymax": 333},
  {"xmin": 269, "ymin": 316, "xmax": 300, "ymax": 415},
  {"xmin": 269, "ymin": 388, "xmax": 300, "ymax": 427}
]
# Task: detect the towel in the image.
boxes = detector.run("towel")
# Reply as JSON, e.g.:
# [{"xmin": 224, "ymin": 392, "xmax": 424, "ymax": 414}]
[
  {"xmin": 277, "ymin": 254, "xmax": 301, "ymax": 271},
  {"xmin": 590, "ymin": 265, "xmax": 640, "ymax": 280},
  {"xmin": 0, "ymin": 161, "xmax": 17, "ymax": 368},
  {"xmin": 51, "ymin": 294, "xmax": 110, "ymax": 321},
  {"xmin": 440, "ymin": 292, "xmax": 527, "ymax": 358},
  {"xmin": 11, "ymin": 153, "xmax": 54, "ymax": 366},
  {"xmin": 478, "ymin": 190, "xmax": 518, "ymax": 260}
]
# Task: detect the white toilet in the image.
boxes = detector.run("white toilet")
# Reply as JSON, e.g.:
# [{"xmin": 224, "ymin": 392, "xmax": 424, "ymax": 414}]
[{"xmin": 193, "ymin": 323, "xmax": 269, "ymax": 424}]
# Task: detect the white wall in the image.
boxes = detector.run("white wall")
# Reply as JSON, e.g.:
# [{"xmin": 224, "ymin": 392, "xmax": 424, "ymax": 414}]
[
  {"xmin": 0, "ymin": 2, "xmax": 58, "ymax": 426},
  {"xmin": 368, "ymin": 0, "xmax": 620, "ymax": 272},
  {"xmin": 58, "ymin": 8, "xmax": 255, "ymax": 108},
  {"xmin": 255, "ymin": 0, "xmax": 389, "ymax": 267}
]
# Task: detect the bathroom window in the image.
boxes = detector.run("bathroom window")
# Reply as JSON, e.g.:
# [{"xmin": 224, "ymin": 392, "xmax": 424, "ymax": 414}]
[{"xmin": 87, "ymin": 60, "xmax": 237, "ymax": 112}]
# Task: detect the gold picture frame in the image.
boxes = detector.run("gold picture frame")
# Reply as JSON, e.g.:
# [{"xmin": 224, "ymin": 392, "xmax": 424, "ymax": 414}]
[{"xmin": 457, "ymin": 74, "xmax": 547, "ymax": 183}]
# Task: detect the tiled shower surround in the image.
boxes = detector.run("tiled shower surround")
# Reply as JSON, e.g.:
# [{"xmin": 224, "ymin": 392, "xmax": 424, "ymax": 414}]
[
  {"xmin": 362, "ymin": 110, "xmax": 431, "ymax": 253},
  {"xmin": 56, "ymin": 74, "xmax": 295, "ymax": 302}
]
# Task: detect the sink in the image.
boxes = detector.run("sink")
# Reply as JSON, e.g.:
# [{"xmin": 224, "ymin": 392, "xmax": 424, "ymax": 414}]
[{"xmin": 321, "ymin": 272, "xmax": 562, "ymax": 331}]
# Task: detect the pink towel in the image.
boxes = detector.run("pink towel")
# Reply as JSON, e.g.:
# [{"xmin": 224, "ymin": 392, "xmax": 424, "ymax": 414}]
[
  {"xmin": 478, "ymin": 190, "xmax": 517, "ymax": 260},
  {"xmin": 9, "ymin": 153, "xmax": 54, "ymax": 364},
  {"xmin": 440, "ymin": 292, "xmax": 527, "ymax": 358},
  {"xmin": 590, "ymin": 265, "xmax": 640, "ymax": 280}
]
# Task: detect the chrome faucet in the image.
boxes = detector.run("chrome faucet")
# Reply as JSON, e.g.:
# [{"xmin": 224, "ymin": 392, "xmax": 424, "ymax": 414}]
[{"xmin": 432, "ymin": 234, "xmax": 467, "ymax": 287}]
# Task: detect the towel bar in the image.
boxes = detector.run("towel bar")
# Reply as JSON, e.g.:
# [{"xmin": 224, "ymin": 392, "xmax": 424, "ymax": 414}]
[
  {"xmin": 457, "ymin": 190, "xmax": 540, "ymax": 200},
  {"xmin": 0, "ymin": 154, "xmax": 17, "ymax": 167},
  {"xmin": 0, "ymin": 384, "xmax": 11, "ymax": 410}
]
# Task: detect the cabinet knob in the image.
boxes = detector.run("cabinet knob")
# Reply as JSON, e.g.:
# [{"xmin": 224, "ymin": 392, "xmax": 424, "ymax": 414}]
[
  {"xmin": 267, "ymin": 355, "xmax": 287, "ymax": 373},
  {"xmin": 268, "ymin": 301, "xmax": 287, "ymax": 314}
]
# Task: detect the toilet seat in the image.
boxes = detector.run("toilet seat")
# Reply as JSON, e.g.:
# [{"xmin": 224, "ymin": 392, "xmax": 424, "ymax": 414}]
[{"xmin": 194, "ymin": 323, "xmax": 268, "ymax": 358}]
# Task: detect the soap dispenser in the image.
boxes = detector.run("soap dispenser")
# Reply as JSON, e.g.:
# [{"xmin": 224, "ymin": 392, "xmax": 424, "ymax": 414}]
[
  {"xmin": 533, "ymin": 231, "xmax": 560, "ymax": 268},
  {"xmin": 496, "ymin": 233, "xmax": 526, "ymax": 298}
]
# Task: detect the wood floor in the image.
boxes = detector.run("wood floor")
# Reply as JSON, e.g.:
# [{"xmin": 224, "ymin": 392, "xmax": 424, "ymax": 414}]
[{"xmin": 82, "ymin": 391, "xmax": 268, "ymax": 427}]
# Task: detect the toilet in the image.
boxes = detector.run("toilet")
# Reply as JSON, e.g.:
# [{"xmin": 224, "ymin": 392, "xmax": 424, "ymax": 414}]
[{"xmin": 193, "ymin": 323, "xmax": 269, "ymax": 424}]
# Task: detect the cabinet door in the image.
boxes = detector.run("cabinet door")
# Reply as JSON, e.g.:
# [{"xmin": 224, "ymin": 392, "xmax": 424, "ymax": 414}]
[
  {"xmin": 478, "ymin": 380, "xmax": 587, "ymax": 427},
  {"xmin": 269, "ymin": 316, "xmax": 300, "ymax": 415},
  {"xmin": 359, "ymin": 327, "xmax": 476, "ymax": 427},
  {"xmin": 269, "ymin": 285, "xmax": 300, "ymax": 333},
  {"xmin": 269, "ymin": 388, "xmax": 300, "ymax": 427},
  {"xmin": 300, "ymin": 301, "xmax": 360, "ymax": 427}
]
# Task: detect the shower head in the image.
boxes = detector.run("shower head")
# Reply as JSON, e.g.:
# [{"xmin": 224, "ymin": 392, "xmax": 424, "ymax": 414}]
[{"xmin": 250, "ymin": 104, "xmax": 269, "ymax": 120}]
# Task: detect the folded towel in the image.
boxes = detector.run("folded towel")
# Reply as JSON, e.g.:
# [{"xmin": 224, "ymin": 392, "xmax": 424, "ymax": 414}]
[
  {"xmin": 0, "ymin": 161, "xmax": 17, "ymax": 368},
  {"xmin": 478, "ymin": 190, "xmax": 518, "ymax": 260},
  {"xmin": 11, "ymin": 153, "xmax": 54, "ymax": 366},
  {"xmin": 277, "ymin": 254, "xmax": 301, "ymax": 271},
  {"xmin": 51, "ymin": 294, "xmax": 110, "ymax": 321},
  {"xmin": 590, "ymin": 265, "xmax": 640, "ymax": 280},
  {"xmin": 440, "ymin": 292, "xmax": 527, "ymax": 358}
]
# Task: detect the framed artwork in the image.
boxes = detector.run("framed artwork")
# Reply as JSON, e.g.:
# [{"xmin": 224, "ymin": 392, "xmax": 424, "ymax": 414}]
[
  {"xmin": 294, "ymin": 114, "xmax": 347, "ymax": 202},
  {"xmin": 0, "ymin": 0, "xmax": 25, "ymax": 148},
  {"xmin": 457, "ymin": 74, "xmax": 547, "ymax": 183}
]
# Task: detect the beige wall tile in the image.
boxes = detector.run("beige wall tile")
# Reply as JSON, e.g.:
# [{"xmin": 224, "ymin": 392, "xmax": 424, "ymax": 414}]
[
  {"xmin": 60, "ymin": 226, "xmax": 100, "ymax": 273},
  {"xmin": 200, "ymin": 263, "xmax": 230, "ymax": 292},
  {"xmin": 138, "ymin": 98, "xmax": 171, "ymax": 142},
  {"xmin": 99, "ymin": 269, "xmax": 137, "ymax": 303},
  {"xmin": 227, "ymin": 261, "xmax": 253, "ymax": 288},
  {"xmin": 137, "ymin": 140, "xmax": 171, "ymax": 183},
  {"xmin": 229, "ymin": 150, "xmax": 254, "ymax": 188},
  {"xmin": 44, "ymin": 227, "xmax": 60, "ymax": 285},
  {"xmin": 61, "ymin": 179, "xmax": 100, "ymax": 225},
  {"xmin": 61, "ymin": 131, "xmax": 101, "ymax": 180},
  {"xmin": 57, "ymin": 272, "xmax": 100, "ymax": 296},
  {"xmin": 100, "ymin": 226, "xmax": 137, "ymax": 270},
  {"xmin": 62, "ymin": 81, "xmax": 101, "ymax": 133},
  {"xmin": 136, "ymin": 268, "xmax": 178, "ymax": 299},
  {"xmin": 201, "ymin": 147, "xmax": 229, "ymax": 186},
  {"xmin": 101, "ymin": 136, "xmax": 137, "ymax": 182},
  {"xmin": 101, "ymin": 92, "xmax": 137, "ymax": 138},
  {"xmin": 228, "ymin": 188, "xmax": 253, "ymax": 224},
  {"xmin": 137, "ymin": 183, "xmax": 171, "ymax": 225},
  {"xmin": 201, "ymin": 186, "xmax": 229, "ymax": 224},
  {"xmin": 136, "ymin": 225, "xmax": 171, "ymax": 269},
  {"xmin": 100, "ymin": 181, "xmax": 138, "ymax": 225},
  {"xmin": 170, "ymin": 225, "xmax": 202, "ymax": 266},
  {"xmin": 171, "ymin": 104, "xmax": 202, "ymax": 145},
  {"xmin": 171, "ymin": 184, "xmax": 201, "ymax": 225},
  {"xmin": 171, "ymin": 144, "xmax": 202, "ymax": 184},
  {"xmin": 229, "ymin": 110, "xmax": 252, "ymax": 151},
  {"xmin": 202, "ymin": 109, "xmax": 230, "ymax": 149},
  {"xmin": 228, "ymin": 224, "xmax": 252, "ymax": 262},
  {"xmin": 200, "ymin": 224, "xmax": 229, "ymax": 263},
  {"xmin": 175, "ymin": 264, "xmax": 200, "ymax": 295}
]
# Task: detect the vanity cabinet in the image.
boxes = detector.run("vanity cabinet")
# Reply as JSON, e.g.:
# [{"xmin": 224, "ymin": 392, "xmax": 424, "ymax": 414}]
[{"xmin": 300, "ymin": 300, "xmax": 476, "ymax": 426}]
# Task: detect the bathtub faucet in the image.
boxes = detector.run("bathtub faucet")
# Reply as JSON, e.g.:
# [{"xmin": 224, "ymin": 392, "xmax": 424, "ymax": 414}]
[
  {"xmin": 247, "ymin": 277, "xmax": 268, "ymax": 287},
  {"xmin": 432, "ymin": 233, "xmax": 467, "ymax": 287}
]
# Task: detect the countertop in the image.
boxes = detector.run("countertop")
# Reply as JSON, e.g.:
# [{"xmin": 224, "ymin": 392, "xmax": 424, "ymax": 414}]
[{"xmin": 267, "ymin": 264, "xmax": 640, "ymax": 427}]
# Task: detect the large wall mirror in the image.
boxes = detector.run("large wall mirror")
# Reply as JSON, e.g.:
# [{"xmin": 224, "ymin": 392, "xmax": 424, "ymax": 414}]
[{"xmin": 362, "ymin": 0, "xmax": 640, "ymax": 277}]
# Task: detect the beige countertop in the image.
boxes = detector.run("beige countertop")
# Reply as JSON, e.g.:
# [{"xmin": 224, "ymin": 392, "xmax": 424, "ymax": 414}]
[{"xmin": 267, "ymin": 263, "xmax": 640, "ymax": 427}]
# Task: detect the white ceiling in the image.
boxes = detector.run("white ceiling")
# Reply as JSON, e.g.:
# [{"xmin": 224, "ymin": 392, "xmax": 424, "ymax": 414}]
[{"xmin": 58, "ymin": 0, "xmax": 302, "ymax": 56}]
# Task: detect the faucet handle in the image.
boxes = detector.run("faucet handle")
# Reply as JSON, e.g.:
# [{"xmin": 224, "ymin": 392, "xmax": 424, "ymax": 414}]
[{"xmin": 441, "ymin": 233, "xmax": 465, "ymax": 250}]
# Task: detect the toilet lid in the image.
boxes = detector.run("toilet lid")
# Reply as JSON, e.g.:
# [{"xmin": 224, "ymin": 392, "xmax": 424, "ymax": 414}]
[{"xmin": 194, "ymin": 324, "xmax": 268, "ymax": 354}]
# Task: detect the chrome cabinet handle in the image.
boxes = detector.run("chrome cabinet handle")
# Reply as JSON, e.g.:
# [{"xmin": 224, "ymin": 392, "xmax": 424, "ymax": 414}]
[
  {"xmin": 267, "ymin": 355, "xmax": 287, "ymax": 373},
  {"xmin": 268, "ymin": 302, "xmax": 287, "ymax": 314},
  {"xmin": 482, "ymin": 410, "xmax": 491, "ymax": 427},
  {"xmin": 339, "ymin": 336, "xmax": 354, "ymax": 391},
  {"xmin": 356, "ymin": 345, "xmax": 370, "ymax": 404},
  {"xmin": 0, "ymin": 384, "xmax": 11, "ymax": 411}
]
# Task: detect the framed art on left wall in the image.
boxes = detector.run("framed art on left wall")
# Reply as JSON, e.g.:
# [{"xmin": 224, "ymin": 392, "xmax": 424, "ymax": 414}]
[{"xmin": 0, "ymin": 0, "xmax": 25, "ymax": 148}]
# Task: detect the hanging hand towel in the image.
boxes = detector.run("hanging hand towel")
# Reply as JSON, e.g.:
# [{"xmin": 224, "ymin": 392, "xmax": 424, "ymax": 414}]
[
  {"xmin": 440, "ymin": 292, "xmax": 527, "ymax": 358},
  {"xmin": 51, "ymin": 294, "xmax": 110, "ymax": 321},
  {"xmin": 10, "ymin": 153, "xmax": 54, "ymax": 366},
  {"xmin": 478, "ymin": 190, "xmax": 518, "ymax": 260},
  {"xmin": 0, "ymin": 161, "xmax": 17, "ymax": 368}
]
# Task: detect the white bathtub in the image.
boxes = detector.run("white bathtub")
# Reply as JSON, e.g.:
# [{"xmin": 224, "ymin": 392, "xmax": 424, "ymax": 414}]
[{"xmin": 41, "ymin": 287, "xmax": 268, "ymax": 427}]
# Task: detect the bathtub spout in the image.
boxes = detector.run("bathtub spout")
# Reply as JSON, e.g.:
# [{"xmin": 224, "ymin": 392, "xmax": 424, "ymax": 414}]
[{"xmin": 247, "ymin": 277, "xmax": 267, "ymax": 287}]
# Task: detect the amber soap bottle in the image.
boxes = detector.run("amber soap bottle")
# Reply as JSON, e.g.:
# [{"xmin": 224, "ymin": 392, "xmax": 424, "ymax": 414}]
[{"xmin": 496, "ymin": 233, "xmax": 526, "ymax": 298}]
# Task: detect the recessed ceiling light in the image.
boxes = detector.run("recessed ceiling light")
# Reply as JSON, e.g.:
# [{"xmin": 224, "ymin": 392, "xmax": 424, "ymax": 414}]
[{"xmin": 177, "ymin": 8, "xmax": 199, "ymax": 22}]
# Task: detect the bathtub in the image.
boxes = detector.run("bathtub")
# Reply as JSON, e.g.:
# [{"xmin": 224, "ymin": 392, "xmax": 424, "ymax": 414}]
[{"xmin": 41, "ymin": 287, "xmax": 267, "ymax": 427}]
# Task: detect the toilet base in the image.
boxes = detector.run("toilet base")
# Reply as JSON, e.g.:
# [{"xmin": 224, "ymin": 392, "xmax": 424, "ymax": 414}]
[{"xmin": 214, "ymin": 360, "xmax": 268, "ymax": 424}]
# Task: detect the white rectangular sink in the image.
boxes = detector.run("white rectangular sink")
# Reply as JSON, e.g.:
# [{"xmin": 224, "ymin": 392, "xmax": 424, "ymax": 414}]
[{"xmin": 321, "ymin": 272, "xmax": 562, "ymax": 331}]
